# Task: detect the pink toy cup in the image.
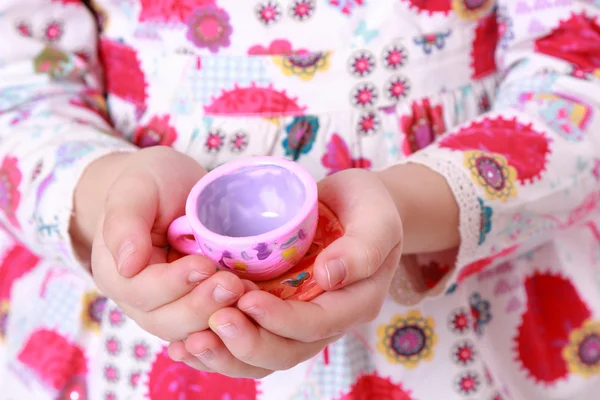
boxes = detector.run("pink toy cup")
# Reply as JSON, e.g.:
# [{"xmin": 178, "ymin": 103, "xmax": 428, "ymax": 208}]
[{"xmin": 167, "ymin": 156, "xmax": 318, "ymax": 281}]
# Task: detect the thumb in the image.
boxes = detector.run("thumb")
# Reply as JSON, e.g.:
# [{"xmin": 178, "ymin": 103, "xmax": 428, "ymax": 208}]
[
  {"xmin": 313, "ymin": 170, "xmax": 403, "ymax": 291},
  {"xmin": 103, "ymin": 171, "xmax": 158, "ymax": 278},
  {"xmin": 102, "ymin": 147, "xmax": 207, "ymax": 278}
]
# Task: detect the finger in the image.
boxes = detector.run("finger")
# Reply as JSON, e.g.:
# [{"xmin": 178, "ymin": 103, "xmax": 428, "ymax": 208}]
[
  {"xmin": 129, "ymin": 271, "xmax": 245, "ymax": 341},
  {"xmin": 241, "ymin": 279, "xmax": 260, "ymax": 293},
  {"xmin": 183, "ymin": 330, "xmax": 272, "ymax": 379},
  {"xmin": 206, "ymin": 307, "xmax": 336, "ymax": 372},
  {"xmin": 314, "ymin": 169, "xmax": 403, "ymax": 290},
  {"xmin": 92, "ymin": 230, "xmax": 217, "ymax": 311},
  {"xmin": 238, "ymin": 257, "xmax": 397, "ymax": 342},
  {"xmin": 167, "ymin": 247, "xmax": 186, "ymax": 263},
  {"xmin": 102, "ymin": 172, "xmax": 159, "ymax": 277},
  {"xmin": 167, "ymin": 341, "xmax": 215, "ymax": 373}
]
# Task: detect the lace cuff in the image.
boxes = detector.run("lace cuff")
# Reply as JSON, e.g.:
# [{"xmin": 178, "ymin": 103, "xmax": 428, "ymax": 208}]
[{"xmin": 393, "ymin": 151, "xmax": 482, "ymax": 294}]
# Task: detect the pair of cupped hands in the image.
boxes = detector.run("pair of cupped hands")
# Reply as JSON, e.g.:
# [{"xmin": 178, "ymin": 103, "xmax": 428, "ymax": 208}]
[{"xmin": 76, "ymin": 146, "xmax": 404, "ymax": 379}]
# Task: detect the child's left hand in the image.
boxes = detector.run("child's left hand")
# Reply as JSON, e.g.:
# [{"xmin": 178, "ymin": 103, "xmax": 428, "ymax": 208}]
[{"xmin": 168, "ymin": 169, "xmax": 404, "ymax": 378}]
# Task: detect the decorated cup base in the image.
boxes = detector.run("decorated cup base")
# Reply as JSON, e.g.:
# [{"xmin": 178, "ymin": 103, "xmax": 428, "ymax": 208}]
[{"xmin": 256, "ymin": 202, "xmax": 344, "ymax": 302}]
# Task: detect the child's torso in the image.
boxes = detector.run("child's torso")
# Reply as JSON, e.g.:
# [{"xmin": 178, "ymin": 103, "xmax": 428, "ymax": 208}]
[{"xmin": 90, "ymin": 0, "xmax": 500, "ymax": 172}]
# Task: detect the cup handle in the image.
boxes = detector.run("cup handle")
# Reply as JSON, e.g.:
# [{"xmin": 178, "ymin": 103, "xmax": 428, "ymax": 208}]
[{"xmin": 167, "ymin": 216, "xmax": 204, "ymax": 255}]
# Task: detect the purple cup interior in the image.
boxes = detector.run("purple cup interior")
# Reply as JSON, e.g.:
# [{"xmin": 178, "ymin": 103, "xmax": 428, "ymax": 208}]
[{"xmin": 197, "ymin": 164, "xmax": 306, "ymax": 237}]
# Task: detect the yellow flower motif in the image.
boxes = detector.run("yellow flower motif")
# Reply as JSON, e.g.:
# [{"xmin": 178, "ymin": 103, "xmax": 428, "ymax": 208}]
[
  {"xmin": 452, "ymin": 0, "xmax": 494, "ymax": 21},
  {"xmin": 0, "ymin": 300, "xmax": 9, "ymax": 342},
  {"xmin": 233, "ymin": 261, "xmax": 248, "ymax": 273},
  {"xmin": 262, "ymin": 117, "xmax": 282, "ymax": 125},
  {"xmin": 272, "ymin": 51, "xmax": 331, "ymax": 81},
  {"xmin": 81, "ymin": 291, "xmax": 105, "ymax": 333},
  {"xmin": 563, "ymin": 319, "xmax": 600, "ymax": 377},
  {"xmin": 464, "ymin": 150, "xmax": 517, "ymax": 202},
  {"xmin": 377, "ymin": 310, "xmax": 437, "ymax": 368},
  {"xmin": 282, "ymin": 246, "xmax": 299, "ymax": 262}
]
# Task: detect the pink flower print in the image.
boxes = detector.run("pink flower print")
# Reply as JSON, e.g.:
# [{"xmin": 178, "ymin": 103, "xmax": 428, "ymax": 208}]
[
  {"xmin": 335, "ymin": 372, "xmax": 413, "ymax": 400},
  {"xmin": 356, "ymin": 111, "xmax": 380, "ymax": 136},
  {"xmin": 592, "ymin": 159, "xmax": 600, "ymax": 181},
  {"xmin": 204, "ymin": 85, "xmax": 306, "ymax": 116},
  {"xmin": 10, "ymin": 109, "xmax": 32, "ymax": 126},
  {"xmin": 57, "ymin": 375, "xmax": 87, "ymax": 400},
  {"xmin": 0, "ymin": 156, "xmax": 22, "ymax": 229},
  {"xmin": 230, "ymin": 132, "xmax": 248, "ymax": 152},
  {"xmin": 105, "ymin": 337, "xmax": 121, "ymax": 356},
  {"xmin": 255, "ymin": 1, "xmax": 282, "ymax": 25},
  {"xmin": 108, "ymin": 307, "xmax": 124, "ymax": 326},
  {"xmin": 18, "ymin": 329, "xmax": 87, "ymax": 390},
  {"xmin": 133, "ymin": 342, "xmax": 150, "ymax": 361},
  {"xmin": 248, "ymin": 39, "xmax": 300, "ymax": 56},
  {"xmin": 99, "ymin": 39, "xmax": 148, "ymax": 111},
  {"xmin": 321, "ymin": 133, "xmax": 371, "ymax": 175},
  {"xmin": 348, "ymin": 50, "xmax": 376, "ymax": 77},
  {"xmin": 31, "ymin": 161, "xmax": 43, "ymax": 181},
  {"xmin": 382, "ymin": 42, "xmax": 408, "ymax": 70},
  {"xmin": 44, "ymin": 21, "xmax": 63, "ymax": 42},
  {"xmin": 289, "ymin": 0, "xmax": 315, "ymax": 20},
  {"xmin": 130, "ymin": 371, "xmax": 141, "ymax": 387},
  {"xmin": 139, "ymin": 0, "xmax": 214, "ymax": 24},
  {"xmin": 0, "ymin": 301, "xmax": 8, "ymax": 340},
  {"xmin": 104, "ymin": 364, "xmax": 119, "ymax": 382},
  {"xmin": 351, "ymin": 82, "xmax": 378, "ymax": 109},
  {"xmin": 147, "ymin": 346, "xmax": 259, "ymax": 399},
  {"xmin": 133, "ymin": 115, "xmax": 178, "ymax": 148},
  {"xmin": 104, "ymin": 392, "xmax": 116, "ymax": 400},
  {"xmin": 205, "ymin": 130, "xmax": 225, "ymax": 152},
  {"xmin": 16, "ymin": 21, "xmax": 32, "ymax": 37},
  {"xmin": 186, "ymin": 5, "xmax": 232, "ymax": 53},
  {"xmin": 0, "ymin": 245, "xmax": 39, "ymax": 302}
]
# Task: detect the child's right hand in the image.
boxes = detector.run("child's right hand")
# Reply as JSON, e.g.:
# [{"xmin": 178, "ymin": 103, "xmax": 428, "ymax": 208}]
[{"xmin": 73, "ymin": 146, "xmax": 250, "ymax": 341}]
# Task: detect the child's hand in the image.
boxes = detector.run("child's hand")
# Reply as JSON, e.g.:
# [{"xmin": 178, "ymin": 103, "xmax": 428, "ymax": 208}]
[
  {"xmin": 75, "ymin": 147, "xmax": 249, "ymax": 341},
  {"xmin": 168, "ymin": 169, "xmax": 403, "ymax": 378}
]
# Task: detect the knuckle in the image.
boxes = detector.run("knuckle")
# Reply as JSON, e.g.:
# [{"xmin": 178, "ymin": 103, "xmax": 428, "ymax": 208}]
[
  {"xmin": 364, "ymin": 307, "xmax": 380, "ymax": 323},
  {"xmin": 121, "ymin": 306, "xmax": 180, "ymax": 342},
  {"xmin": 307, "ymin": 321, "xmax": 331, "ymax": 343},
  {"xmin": 236, "ymin": 343, "xmax": 260, "ymax": 365},
  {"xmin": 278, "ymin": 354, "xmax": 301, "ymax": 371},
  {"xmin": 188, "ymin": 293, "xmax": 211, "ymax": 322},
  {"xmin": 139, "ymin": 319, "xmax": 179, "ymax": 342},
  {"xmin": 125, "ymin": 291, "xmax": 153, "ymax": 313},
  {"xmin": 363, "ymin": 296, "xmax": 384, "ymax": 323},
  {"xmin": 102, "ymin": 212, "xmax": 123, "ymax": 239},
  {"xmin": 251, "ymin": 370, "xmax": 272, "ymax": 379},
  {"xmin": 266, "ymin": 313, "xmax": 289, "ymax": 335},
  {"xmin": 92, "ymin": 278, "xmax": 109, "ymax": 298},
  {"xmin": 363, "ymin": 241, "xmax": 383, "ymax": 277}
]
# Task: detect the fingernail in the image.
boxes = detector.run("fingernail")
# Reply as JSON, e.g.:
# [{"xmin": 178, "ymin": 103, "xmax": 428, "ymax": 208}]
[
  {"xmin": 188, "ymin": 271, "xmax": 210, "ymax": 283},
  {"xmin": 117, "ymin": 240, "xmax": 136, "ymax": 273},
  {"xmin": 213, "ymin": 285, "xmax": 238, "ymax": 303},
  {"xmin": 215, "ymin": 323, "xmax": 238, "ymax": 338},
  {"xmin": 325, "ymin": 259, "xmax": 347, "ymax": 289},
  {"xmin": 194, "ymin": 348, "xmax": 215, "ymax": 362},
  {"xmin": 242, "ymin": 306, "xmax": 264, "ymax": 319}
]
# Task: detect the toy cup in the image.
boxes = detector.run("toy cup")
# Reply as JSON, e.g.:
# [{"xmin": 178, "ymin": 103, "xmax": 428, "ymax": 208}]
[{"xmin": 167, "ymin": 156, "xmax": 318, "ymax": 281}]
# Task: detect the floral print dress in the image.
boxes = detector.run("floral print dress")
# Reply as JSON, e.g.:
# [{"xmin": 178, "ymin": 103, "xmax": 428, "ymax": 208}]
[{"xmin": 1, "ymin": 0, "xmax": 600, "ymax": 399}]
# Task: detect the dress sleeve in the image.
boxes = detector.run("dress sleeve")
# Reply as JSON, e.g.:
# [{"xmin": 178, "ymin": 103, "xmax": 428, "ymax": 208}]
[
  {"xmin": 0, "ymin": 0, "xmax": 136, "ymax": 271},
  {"xmin": 404, "ymin": 1, "xmax": 600, "ymax": 285}
]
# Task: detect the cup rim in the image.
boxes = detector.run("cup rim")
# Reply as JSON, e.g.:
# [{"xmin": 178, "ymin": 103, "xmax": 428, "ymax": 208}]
[{"xmin": 186, "ymin": 156, "xmax": 318, "ymax": 246}]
